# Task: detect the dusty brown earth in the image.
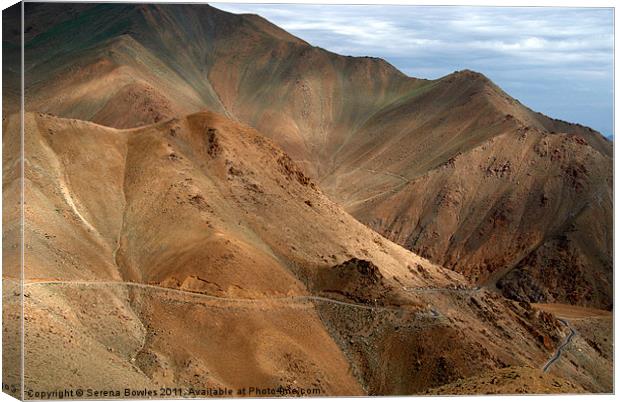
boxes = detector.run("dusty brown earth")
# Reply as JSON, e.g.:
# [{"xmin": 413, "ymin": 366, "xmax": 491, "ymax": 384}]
[
  {"xmin": 1, "ymin": 2, "xmax": 614, "ymax": 398},
  {"xmin": 425, "ymin": 366, "xmax": 585, "ymax": 395},
  {"xmin": 2, "ymin": 111, "xmax": 613, "ymax": 396}
]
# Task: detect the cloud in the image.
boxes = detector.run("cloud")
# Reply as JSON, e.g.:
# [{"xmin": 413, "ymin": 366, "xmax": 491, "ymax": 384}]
[{"xmin": 214, "ymin": 3, "xmax": 613, "ymax": 137}]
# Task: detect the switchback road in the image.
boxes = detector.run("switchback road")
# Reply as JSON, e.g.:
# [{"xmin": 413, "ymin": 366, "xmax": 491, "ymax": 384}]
[{"xmin": 542, "ymin": 318, "xmax": 577, "ymax": 373}]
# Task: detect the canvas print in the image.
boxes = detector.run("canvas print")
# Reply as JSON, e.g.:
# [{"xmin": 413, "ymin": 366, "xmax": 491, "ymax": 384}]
[{"xmin": 1, "ymin": 1, "xmax": 613, "ymax": 399}]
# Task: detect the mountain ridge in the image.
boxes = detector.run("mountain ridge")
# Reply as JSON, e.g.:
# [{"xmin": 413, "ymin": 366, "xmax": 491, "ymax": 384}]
[{"xmin": 6, "ymin": 2, "xmax": 613, "ymax": 308}]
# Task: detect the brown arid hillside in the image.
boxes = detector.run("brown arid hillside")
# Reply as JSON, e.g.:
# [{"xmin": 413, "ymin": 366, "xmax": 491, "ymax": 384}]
[
  {"xmin": 425, "ymin": 366, "xmax": 585, "ymax": 395},
  {"xmin": 1, "ymin": 2, "xmax": 613, "ymax": 397},
  {"xmin": 2, "ymin": 111, "xmax": 612, "ymax": 395},
  {"xmin": 8, "ymin": 3, "xmax": 612, "ymax": 310}
]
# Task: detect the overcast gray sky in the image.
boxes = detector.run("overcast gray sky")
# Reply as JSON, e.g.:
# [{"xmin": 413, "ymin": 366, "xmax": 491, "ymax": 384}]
[{"xmin": 213, "ymin": 3, "xmax": 614, "ymax": 138}]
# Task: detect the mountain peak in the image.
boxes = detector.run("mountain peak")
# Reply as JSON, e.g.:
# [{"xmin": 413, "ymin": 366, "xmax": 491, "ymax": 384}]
[{"xmin": 440, "ymin": 69, "xmax": 495, "ymax": 89}]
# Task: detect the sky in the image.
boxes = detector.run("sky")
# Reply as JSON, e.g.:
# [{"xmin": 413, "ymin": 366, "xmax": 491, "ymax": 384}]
[{"xmin": 213, "ymin": 3, "xmax": 614, "ymax": 138}]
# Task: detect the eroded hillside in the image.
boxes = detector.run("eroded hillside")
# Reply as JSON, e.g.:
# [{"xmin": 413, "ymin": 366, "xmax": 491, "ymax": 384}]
[{"xmin": 1, "ymin": 112, "xmax": 611, "ymax": 395}]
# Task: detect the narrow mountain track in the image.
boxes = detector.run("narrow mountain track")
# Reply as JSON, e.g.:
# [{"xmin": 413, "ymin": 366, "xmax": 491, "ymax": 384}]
[
  {"xmin": 23, "ymin": 280, "xmax": 473, "ymax": 314},
  {"xmin": 403, "ymin": 286, "xmax": 481, "ymax": 294},
  {"xmin": 363, "ymin": 168, "xmax": 410, "ymax": 183},
  {"xmin": 542, "ymin": 318, "xmax": 577, "ymax": 373}
]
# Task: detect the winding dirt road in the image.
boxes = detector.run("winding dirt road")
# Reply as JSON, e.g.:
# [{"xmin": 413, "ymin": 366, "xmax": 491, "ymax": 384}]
[
  {"xmin": 19, "ymin": 279, "xmax": 576, "ymax": 374},
  {"xmin": 542, "ymin": 318, "xmax": 577, "ymax": 373},
  {"xmin": 22, "ymin": 280, "xmax": 460, "ymax": 314}
]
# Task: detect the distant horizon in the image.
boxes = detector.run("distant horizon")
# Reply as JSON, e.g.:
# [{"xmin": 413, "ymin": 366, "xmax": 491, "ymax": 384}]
[{"xmin": 214, "ymin": 3, "xmax": 614, "ymax": 138}]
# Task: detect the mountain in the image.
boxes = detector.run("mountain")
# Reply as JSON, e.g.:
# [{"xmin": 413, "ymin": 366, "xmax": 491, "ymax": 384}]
[
  {"xmin": 12, "ymin": 3, "xmax": 612, "ymax": 310},
  {"xmin": 2, "ymin": 2, "xmax": 613, "ymax": 396}
]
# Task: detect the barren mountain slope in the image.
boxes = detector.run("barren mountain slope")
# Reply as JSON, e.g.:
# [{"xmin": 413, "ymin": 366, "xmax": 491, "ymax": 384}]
[
  {"xmin": 2, "ymin": 111, "xmax": 610, "ymax": 394},
  {"xmin": 319, "ymin": 70, "xmax": 612, "ymax": 309},
  {"xmin": 348, "ymin": 108, "xmax": 612, "ymax": 308},
  {"xmin": 13, "ymin": 3, "xmax": 613, "ymax": 309}
]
